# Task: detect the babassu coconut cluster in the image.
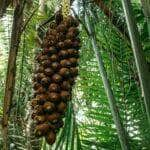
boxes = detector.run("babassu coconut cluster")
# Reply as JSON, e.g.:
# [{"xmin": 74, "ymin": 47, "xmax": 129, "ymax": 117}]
[{"xmin": 31, "ymin": 14, "xmax": 80, "ymax": 145}]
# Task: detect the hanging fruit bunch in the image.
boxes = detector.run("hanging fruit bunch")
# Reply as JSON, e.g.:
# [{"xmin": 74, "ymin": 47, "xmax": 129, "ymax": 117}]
[{"xmin": 31, "ymin": 0, "xmax": 80, "ymax": 145}]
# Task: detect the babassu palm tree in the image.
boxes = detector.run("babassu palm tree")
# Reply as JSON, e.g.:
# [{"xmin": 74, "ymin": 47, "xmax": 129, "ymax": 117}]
[{"xmin": 0, "ymin": 0, "xmax": 149, "ymax": 149}]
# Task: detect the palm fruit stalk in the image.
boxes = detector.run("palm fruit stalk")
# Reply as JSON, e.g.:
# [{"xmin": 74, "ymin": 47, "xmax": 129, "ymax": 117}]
[{"xmin": 31, "ymin": 12, "xmax": 80, "ymax": 145}]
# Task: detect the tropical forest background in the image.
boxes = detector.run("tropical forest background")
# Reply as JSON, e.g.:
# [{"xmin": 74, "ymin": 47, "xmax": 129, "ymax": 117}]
[{"xmin": 0, "ymin": 0, "xmax": 150, "ymax": 149}]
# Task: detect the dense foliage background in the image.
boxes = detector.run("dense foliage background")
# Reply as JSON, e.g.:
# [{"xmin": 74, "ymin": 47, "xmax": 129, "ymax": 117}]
[{"xmin": 0, "ymin": 0, "xmax": 150, "ymax": 149}]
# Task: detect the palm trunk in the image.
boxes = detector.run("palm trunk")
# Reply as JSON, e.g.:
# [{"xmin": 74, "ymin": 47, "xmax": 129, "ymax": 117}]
[
  {"xmin": 2, "ymin": 2, "xmax": 25, "ymax": 150},
  {"xmin": 84, "ymin": 10, "xmax": 130, "ymax": 150},
  {"xmin": 121, "ymin": 0, "xmax": 150, "ymax": 125}
]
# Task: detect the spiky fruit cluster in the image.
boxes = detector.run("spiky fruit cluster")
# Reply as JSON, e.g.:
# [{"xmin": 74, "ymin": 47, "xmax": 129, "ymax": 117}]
[{"xmin": 31, "ymin": 14, "xmax": 80, "ymax": 145}]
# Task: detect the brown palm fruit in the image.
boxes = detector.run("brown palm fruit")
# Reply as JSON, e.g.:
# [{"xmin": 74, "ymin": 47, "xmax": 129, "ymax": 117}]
[
  {"xmin": 70, "ymin": 67, "xmax": 78, "ymax": 77},
  {"xmin": 47, "ymin": 120, "xmax": 64, "ymax": 134},
  {"xmin": 57, "ymin": 41, "xmax": 65, "ymax": 49},
  {"xmin": 60, "ymin": 91, "xmax": 70, "ymax": 101},
  {"xmin": 69, "ymin": 58, "xmax": 78, "ymax": 67},
  {"xmin": 47, "ymin": 35, "xmax": 55, "ymax": 41},
  {"xmin": 43, "ymin": 101, "xmax": 55, "ymax": 113},
  {"xmin": 36, "ymin": 93, "xmax": 48, "ymax": 100},
  {"xmin": 33, "ymin": 82, "xmax": 41, "ymax": 90},
  {"xmin": 34, "ymin": 115, "xmax": 46, "ymax": 124},
  {"xmin": 67, "ymin": 49, "xmax": 79, "ymax": 58},
  {"xmin": 48, "ymin": 92, "xmax": 60, "ymax": 102},
  {"xmin": 41, "ymin": 60, "xmax": 51, "ymax": 67},
  {"xmin": 56, "ymin": 24, "xmax": 66, "ymax": 33},
  {"xmin": 49, "ymin": 83, "xmax": 60, "ymax": 92},
  {"xmin": 39, "ymin": 55, "xmax": 49, "ymax": 61},
  {"xmin": 33, "ymin": 73, "xmax": 45, "ymax": 82},
  {"xmin": 63, "ymin": 15, "xmax": 79, "ymax": 27},
  {"xmin": 46, "ymin": 113, "xmax": 60, "ymax": 123},
  {"xmin": 61, "ymin": 81, "xmax": 71, "ymax": 90},
  {"xmin": 44, "ymin": 68, "xmax": 54, "ymax": 76},
  {"xmin": 31, "ymin": 14, "xmax": 80, "ymax": 145},
  {"xmin": 51, "ymin": 62, "xmax": 60, "ymax": 71},
  {"xmin": 60, "ymin": 59, "xmax": 71, "ymax": 68},
  {"xmin": 48, "ymin": 40, "xmax": 56, "ymax": 47},
  {"xmin": 48, "ymin": 29, "xmax": 57, "ymax": 36},
  {"xmin": 50, "ymin": 54, "xmax": 59, "ymax": 62},
  {"xmin": 57, "ymin": 101, "xmax": 67, "ymax": 113},
  {"xmin": 48, "ymin": 119, "xmax": 64, "ymax": 131},
  {"xmin": 36, "ymin": 99, "xmax": 46, "ymax": 105},
  {"xmin": 59, "ymin": 68, "xmax": 70, "ymax": 78},
  {"xmin": 33, "ymin": 105, "xmax": 43, "ymax": 115},
  {"xmin": 35, "ymin": 53, "xmax": 42, "ymax": 62},
  {"xmin": 67, "ymin": 49, "xmax": 75, "ymax": 55},
  {"xmin": 43, "ymin": 47, "xmax": 57, "ymax": 55},
  {"xmin": 56, "ymin": 33, "xmax": 66, "ymax": 42},
  {"xmin": 36, "ymin": 94, "xmax": 48, "ymax": 105},
  {"xmin": 35, "ymin": 123, "xmax": 50, "ymax": 137},
  {"xmin": 34, "ymin": 86, "xmax": 46, "ymax": 94},
  {"xmin": 58, "ymin": 50, "xmax": 69, "ymax": 59},
  {"xmin": 68, "ymin": 27, "xmax": 79, "ymax": 36},
  {"xmin": 41, "ymin": 77, "xmax": 51, "ymax": 86},
  {"xmin": 49, "ymin": 47, "xmax": 57, "ymax": 54},
  {"xmin": 64, "ymin": 39, "xmax": 72, "ymax": 48},
  {"xmin": 45, "ymin": 131, "xmax": 56, "ymax": 145},
  {"xmin": 67, "ymin": 15, "xmax": 79, "ymax": 27},
  {"xmin": 66, "ymin": 32, "xmax": 74, "ymax": 39},
  {"xmin": 35, "ymin": 66, "xmax": 45, "ymax": 73},
  {"xmin": 52, "ymin": 74, "xmax": 62, "ymax": 83},
  {"xmin": 55, "ymin": 11, "xmax": 63, "ymax": 25},
  {"xmin": 31, "ymin": 98, "xmax": 38, "ymax": 108},
  {"xmin": 42, "ymin": 47, "xmax": 49, "ymax": 54},
  {"xmin": 66, "ymin": 28, "xmax": 79, "ymax": 40}
]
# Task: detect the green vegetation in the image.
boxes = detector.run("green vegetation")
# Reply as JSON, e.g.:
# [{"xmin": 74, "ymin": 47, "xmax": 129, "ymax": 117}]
[{"xmin": 0, "ymin": 0, "xmax": 149, "ymax": 149}]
